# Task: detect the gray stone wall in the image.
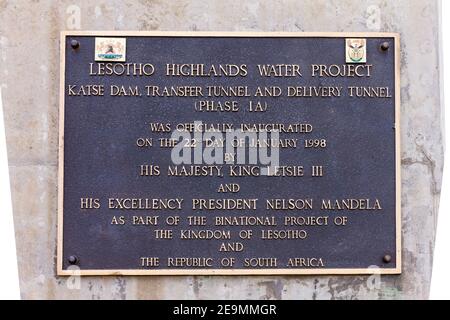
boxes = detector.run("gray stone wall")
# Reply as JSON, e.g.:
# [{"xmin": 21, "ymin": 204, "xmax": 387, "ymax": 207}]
[{"xmin": 0, "ymin": 0, "xmax": 443, "ymax": 299}]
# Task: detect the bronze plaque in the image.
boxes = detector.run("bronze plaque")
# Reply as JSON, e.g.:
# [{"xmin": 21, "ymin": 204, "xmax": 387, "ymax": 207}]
[{"xmin": 58, "ymin": 32, "xmax": 401, "ymax": 275}]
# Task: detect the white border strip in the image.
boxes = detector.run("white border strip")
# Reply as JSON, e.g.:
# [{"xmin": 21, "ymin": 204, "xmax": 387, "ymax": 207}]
[{"xmin": 430, "ymin": 0, "xmax": 450, "ymax": 300}]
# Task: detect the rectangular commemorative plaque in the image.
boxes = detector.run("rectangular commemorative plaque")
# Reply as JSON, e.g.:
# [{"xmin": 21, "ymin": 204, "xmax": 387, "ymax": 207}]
[{"xmin": 58, "ymin": 32, "xmax": 401, "ymax": 275}]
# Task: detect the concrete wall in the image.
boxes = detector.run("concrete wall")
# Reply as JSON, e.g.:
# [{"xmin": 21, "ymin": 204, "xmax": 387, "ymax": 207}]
[{"xmin": 0, "ymin": 0, "xmax": 443, "ymax": 299}]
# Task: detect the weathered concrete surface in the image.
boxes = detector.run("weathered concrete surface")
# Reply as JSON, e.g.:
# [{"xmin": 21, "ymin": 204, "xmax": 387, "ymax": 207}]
[{"xmin": 0, "ymin": 0, "xmax": 443, "ymax": 299}]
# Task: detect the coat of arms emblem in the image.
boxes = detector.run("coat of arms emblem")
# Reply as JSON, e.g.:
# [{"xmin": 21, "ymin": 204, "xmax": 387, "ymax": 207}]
[
  {"xmin": 346, "ymin": 38, "xmax": 367, "ymax": 63},
  {"xmin": 95, "ymin": 38, "xmax": 126, "ymax": 62}
]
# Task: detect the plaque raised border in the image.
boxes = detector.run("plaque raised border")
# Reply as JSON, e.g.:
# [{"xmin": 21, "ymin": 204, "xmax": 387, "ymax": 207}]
[{"xmin": 57, "ymin": 31, "xmax": 401, "ymax": 276}]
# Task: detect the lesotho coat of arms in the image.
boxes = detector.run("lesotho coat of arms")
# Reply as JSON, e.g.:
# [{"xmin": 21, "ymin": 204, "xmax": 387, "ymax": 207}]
[{"xmin": 95, "ymin": 37, "xmax": 126, "ymax": 62}]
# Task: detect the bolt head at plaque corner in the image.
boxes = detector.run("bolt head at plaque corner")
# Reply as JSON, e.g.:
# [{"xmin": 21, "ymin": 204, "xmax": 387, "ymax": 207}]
[
  {"xmin": 380, "ymin": 41, "xmax": 390, "ymax": 51},
  {"xmin": 68, "ymin": 255, "xmax": 79, "ymax": 265},
  {"xmin": 383, "ymin": 254, "xmax": 392, "ymax": 263},
  {"xmin": 70, "ymin": 39, "xmax": 80, "ymax": 49}
]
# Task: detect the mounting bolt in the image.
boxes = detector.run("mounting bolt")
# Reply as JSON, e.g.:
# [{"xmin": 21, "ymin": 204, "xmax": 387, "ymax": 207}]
[
  {"xmin": 383, "ymin": 254, "xmax": 392, "ymax": 263},
  {"xmin": 70, "ymin": 39, "xmax": 80, "ymax": 50},
  {"xmin": 68, "ymin": 255, "xmax": 79, "ymax": 265},
  {"xmin": 380, "ymin": 41, "xmax": 390, "ymax": 51}
]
